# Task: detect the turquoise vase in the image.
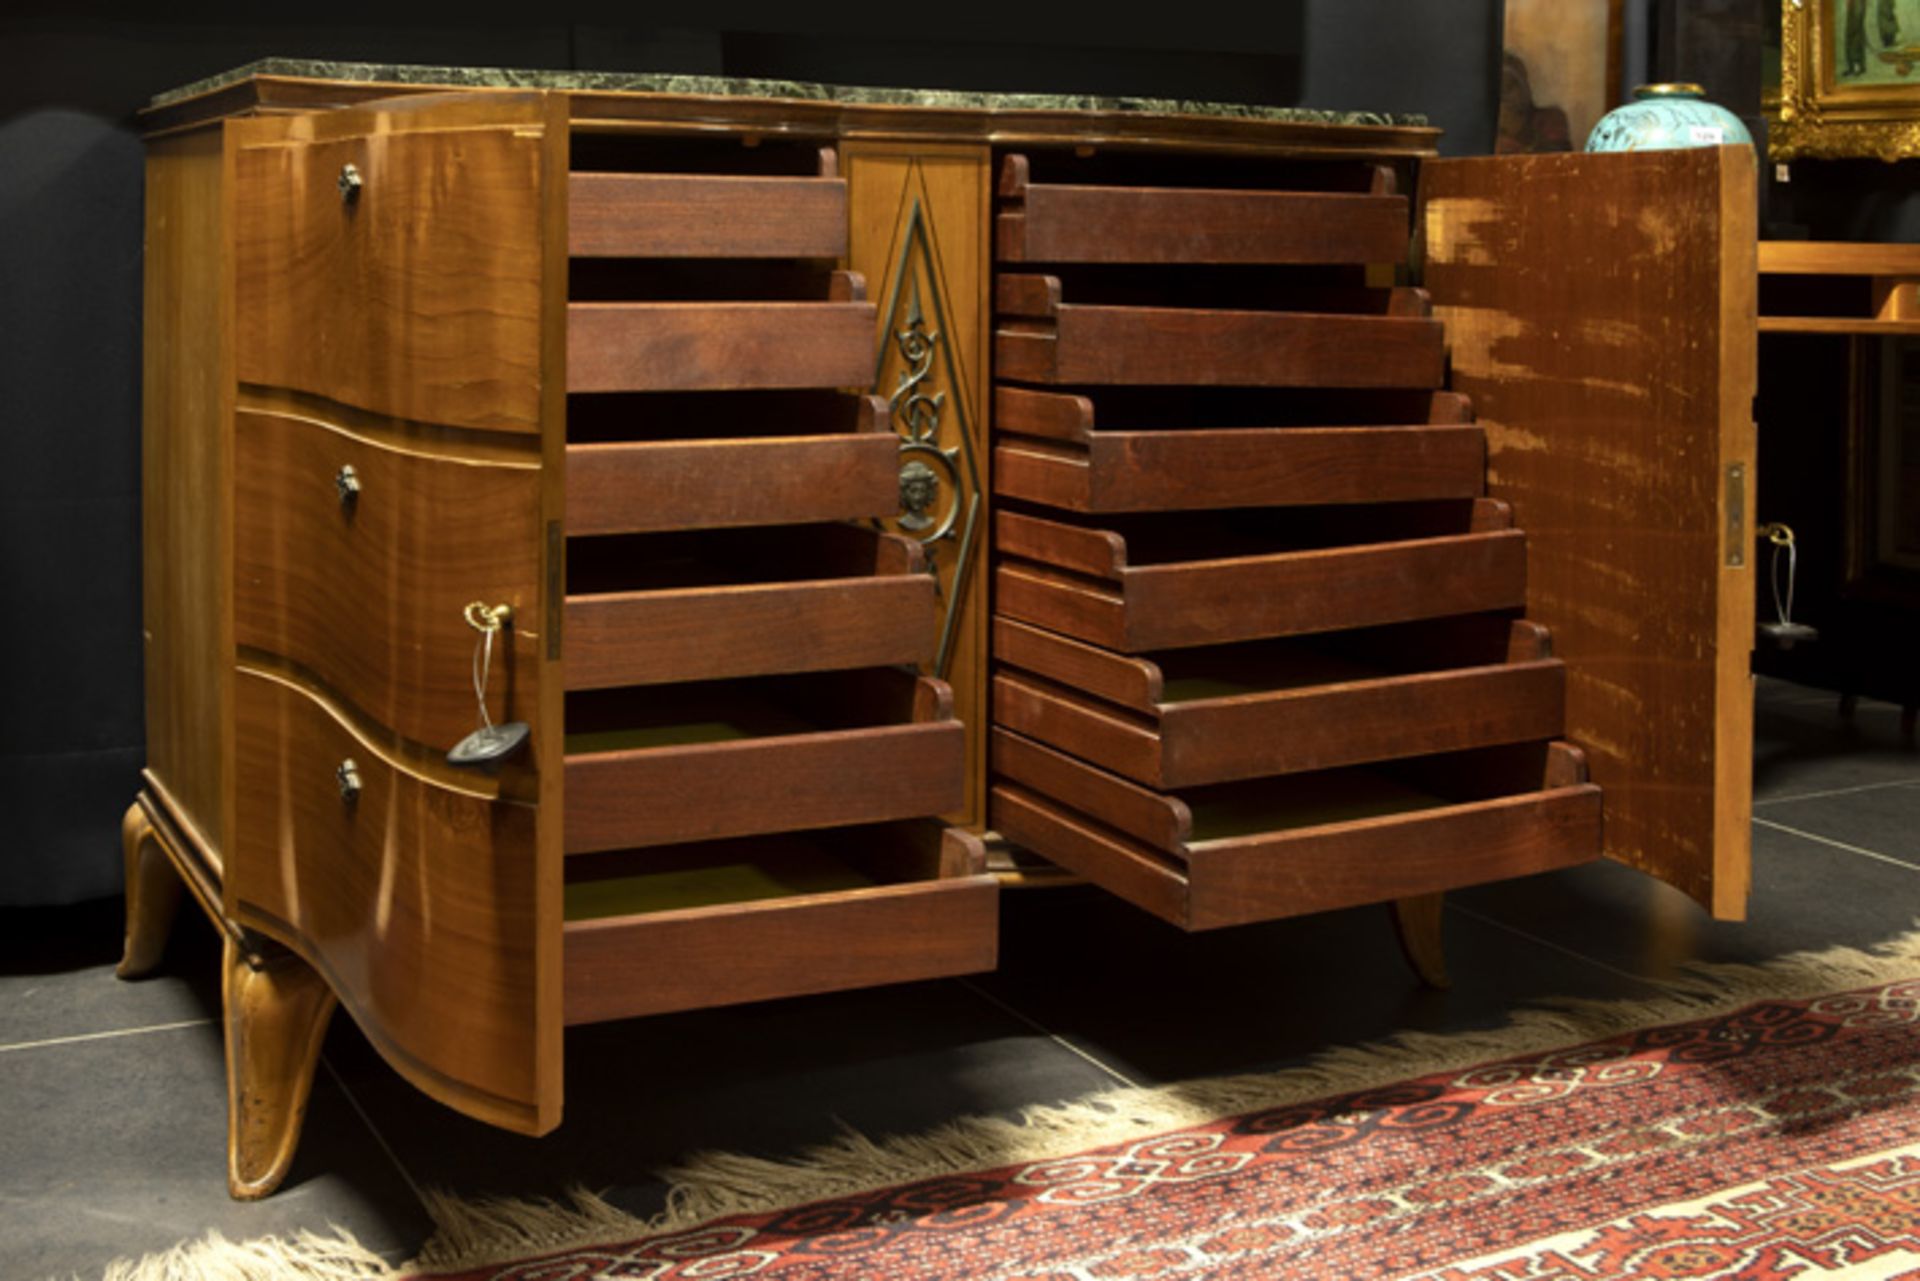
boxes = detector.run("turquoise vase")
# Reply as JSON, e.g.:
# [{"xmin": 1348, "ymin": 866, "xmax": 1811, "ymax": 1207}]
[{"xmin": 1585, "ymin": 83, "xmax": 1753, "ymax": 152}]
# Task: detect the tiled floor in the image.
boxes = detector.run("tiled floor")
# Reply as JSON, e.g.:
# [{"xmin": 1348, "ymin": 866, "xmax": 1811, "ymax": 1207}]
[{"xmin": 5, "ymin": 677, "xmax": 1917, "ymax": 1279}]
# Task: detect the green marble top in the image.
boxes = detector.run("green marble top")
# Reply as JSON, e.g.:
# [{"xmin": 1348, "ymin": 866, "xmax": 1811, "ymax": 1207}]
[{"xmin": 150, "ymin": 57, "xmax": 1426, "ymax": 127}]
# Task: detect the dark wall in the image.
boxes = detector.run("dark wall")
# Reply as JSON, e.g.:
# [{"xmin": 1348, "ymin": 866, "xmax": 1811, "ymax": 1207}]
[{"xmin": 0, "ymin": 5, "xmax": 1501, "ymax": 905}]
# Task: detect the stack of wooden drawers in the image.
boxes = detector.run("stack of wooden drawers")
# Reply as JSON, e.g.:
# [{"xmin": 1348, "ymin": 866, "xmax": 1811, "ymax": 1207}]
[
  {"xmin": 984, "ymin": 150, "xmax": 1605, "ymax": 931},
  {"xmin": 557, "ymin": 134, "xmax": 996, "ymax": 1021}
]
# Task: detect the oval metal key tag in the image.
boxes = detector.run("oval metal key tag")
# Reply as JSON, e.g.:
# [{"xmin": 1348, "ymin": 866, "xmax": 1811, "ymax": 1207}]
[
  {"xmin": 450, "ymin": 720, "xmax": 531, "ymax": 767},
  {"xmin": 448, "ymin": 601, "xmax": 531, "ymax": 769}
]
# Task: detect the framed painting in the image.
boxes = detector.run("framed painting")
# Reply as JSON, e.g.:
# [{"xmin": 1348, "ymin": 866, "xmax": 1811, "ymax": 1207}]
[
  {"xmin": 1775, "ymin": 0, "xmax": 1920, "ymax": 159},
  {"xmin": 1499, "ymin": 0, "xmax": 1625, "ymax": 153}
]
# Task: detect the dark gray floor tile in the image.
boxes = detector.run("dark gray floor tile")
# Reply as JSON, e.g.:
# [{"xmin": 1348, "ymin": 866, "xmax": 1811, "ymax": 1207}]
[
  {"xmin": 1753, "ymin": 689, "xmax": 1920, "ymax": 804},
  {"xmin": 1450, "ymin": 820, "xmax": 1920, "ymax": 985},
  {"xmin": 322, "ymin": 976, "xmax": 1118, "ymax": 1219},
  {"xmin": 1754, "ymin": 784, "xmax": 1920, "ymax": 868},
  {"xmin": 0, "ymin": 899, "xmax": 223, "ymax": 1049},
  {"xmin": 0, "ymin": 1020, "xmax": 427, "ymax": 1281},
  {"xmin": 969, "ymin": 886, "xmax": 1665, "ymax": 1089}
]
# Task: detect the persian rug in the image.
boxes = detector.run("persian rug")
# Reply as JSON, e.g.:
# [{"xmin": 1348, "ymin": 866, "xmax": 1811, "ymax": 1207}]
[{"xmin": 110, "ymin": 932, "xmax": 1920, "ymax": 1281}]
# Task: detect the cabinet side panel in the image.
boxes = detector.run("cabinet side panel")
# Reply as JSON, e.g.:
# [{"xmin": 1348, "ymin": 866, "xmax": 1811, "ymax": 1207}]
[
  {"xmin": 1421, "ymin": 148, "xmax": 1756, "ymax": 916},
  {"xmin": 143, "ymin": 127, "xmax": 231, "ymax": 863}
]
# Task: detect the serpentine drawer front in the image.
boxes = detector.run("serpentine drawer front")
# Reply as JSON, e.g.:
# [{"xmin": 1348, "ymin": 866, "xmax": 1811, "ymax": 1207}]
[{"xmin": 132, "ymin": 66, "xmax": 1756, "ymax": 1197}]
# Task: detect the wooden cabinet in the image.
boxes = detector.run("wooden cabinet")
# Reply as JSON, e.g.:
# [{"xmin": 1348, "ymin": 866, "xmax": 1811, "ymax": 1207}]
[{"xmin": 127, "ymin": 72, "xmax": 1756, "ymax": 1198}]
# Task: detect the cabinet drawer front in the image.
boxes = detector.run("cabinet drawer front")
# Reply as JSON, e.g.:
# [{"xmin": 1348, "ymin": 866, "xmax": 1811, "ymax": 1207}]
[
  {"xmin": 1129, "ymin": 532, "xmax": 1527, "ymax": 651},
  {"xmin": 234, "ymin": 409, "xmax": 542, "ymax": 755},
  {"xmin": 567, "ymin": 432, "xmax": 899, "ymax": 535},
  {"xmin": 566, "ymin": 576, "xmax": 937, "ymax": 689},
  {"xmin": 569, "ymin": 170, "xmax": 849, "ymax": 259},
  {"xmin": 999, "ymin": 184, "xmax": 1410, "ymax": 267},
  {"xmin": 231, "ymin": 668, "xmax": 550, "ymax": 1130},
  {"xmin": 567, "ymin": 721, "xmax": 964, "ymax": 853},
  {"xmin": 568, "ymin": 302, "xmax": 877, "ymax": 392},
  {"xmin": 997, "ymin": 532, "xmax": 1528, "ymax": 653},
  {"xmin": 234, "ymin": 111, "xmax": 546, "ymax": 435},
  {"xmin": 994, "ymin": 425, "xmax": 1486, "ymax": 514},
  {"xmin": 997, "ymin": 306, "xmax": 1444, "ymax": 388},
  {"xmin": 994, "ymin": 661, "xmax": 1567, "ymax": 789},
  {"xmin": 992, "ymin": 777, "xmax": 1599, "ymax": 932},
  {"xmin": 565, "ymin": 864, "xmax": 997, "ymax": 1023},
  {"xmin": 564, "ymin": 671, "xmax": 965, "ymax": 855},
  {"xmin": 560, "ymin": 825, "xmax": 998, "ymax": 1029}
]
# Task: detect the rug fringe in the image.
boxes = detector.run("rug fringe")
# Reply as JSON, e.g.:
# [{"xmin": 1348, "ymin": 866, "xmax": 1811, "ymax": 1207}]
[
  {"xmin": 93, "ymin": 1228, "xmax": 395, "ymax": 1281},
  {"xmin": 93, "ymin": 924, "xmax": 1920, "ymax": 1279}
]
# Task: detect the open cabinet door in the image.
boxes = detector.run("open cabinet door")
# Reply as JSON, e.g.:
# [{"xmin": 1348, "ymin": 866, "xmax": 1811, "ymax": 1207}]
[
  {"xmin": 225, "ymin": 92, "xmax": 568, "ymax": 1133},
  {"xmin": 1421, "ymin": 147, "xmax": 1756, "ymax": 919}
]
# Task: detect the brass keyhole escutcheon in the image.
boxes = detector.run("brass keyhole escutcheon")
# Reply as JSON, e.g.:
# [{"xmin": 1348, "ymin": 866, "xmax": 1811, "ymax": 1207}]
[
  {"xmin": 335, "ymin": 464, "xmax": 360, "ymax": 512},
  {"xmin": 336, "ymin": 758, "xmax": 362, "ymax": 803},
  {"xmin": 338, "ymin": 163, "xmax": 362, "ymax": 205}
]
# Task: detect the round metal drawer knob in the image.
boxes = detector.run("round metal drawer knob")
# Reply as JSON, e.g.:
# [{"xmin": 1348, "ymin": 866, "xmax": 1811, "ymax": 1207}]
[
  {"xmin": 338, "ymin": 163, "xmax": 362, "ymax": 205},
  {"xmin": 336, "ymin": 758, "xmax": 362, "ymax": 802},
  {"xmin": 335, "ymin": 464, "xmax": 360, "ymax": 511}
]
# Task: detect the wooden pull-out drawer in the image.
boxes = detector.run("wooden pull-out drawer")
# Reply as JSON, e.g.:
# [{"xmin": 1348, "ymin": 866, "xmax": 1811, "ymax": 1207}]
[
  {"xmin": 233, "ymin": 407, "xmax": 541, "ymax": 755},
  {"xmin": 569, "ymin": 271, "xmax": 876, "ymax": 393},
  {"xmin": 564, "ymin": 525, "xmax": 936, "ymax": 688},
  {"xmin": 994, "ymin": 273, "xmax": 1443, "ymax": 389},
  {"xmin": 994, "ymin": 502, "xmax": 1526, "ymax": 652},
  {"xmin": 563, "ymin": 821, "xmax": 996, "ymax": 1024},
  {"xmin": 232, "ymin": 666, "xmax": 544, "ymax": 1119},
  {"xmin": 993, "ymin": 617, "xmax": 1566, "ymax": 788},
  {"xmin": 233, "ymin": 107, "xmax": 546, "ymax": 435},
  {"xmin": 996, "ymin": 154, "xmax": 1409, "ymax": 266},
  {"xmin": 569, "ymin": 148, "xmax": 848, "ymax": 259},
  {"xmin": 564, "ymin": 668, "xmax": 963, "ymax": 853},
  {"xmin": 992, "ymin": 732, "xmax": 1601, "ymax": 931},
  {"xmin": 567, "ymin": 394, "xmax": 898, "ymax": 535},
  {"xmin": 993, "ymin": 386, "xmax": 1484, "ymax": 513}
]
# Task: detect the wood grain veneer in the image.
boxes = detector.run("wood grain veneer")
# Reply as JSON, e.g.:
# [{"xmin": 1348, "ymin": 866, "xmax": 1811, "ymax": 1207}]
[
  {"xmin": 144, "ymin": 126, "xmax": 234, "ymax": 867},
  {"xmin": 233, "ymin": 96, "xmax": 548, "ymax": 435},
  {"xmin": 1423, "ymin": 146, "xmax": 1755, "ymax": 916},
  {"xmin": 996, "ymin": 153, "xmax": 1410, "ymax": 265},
  {"xmin": 563, "ymin": 827, "xmax": 995, "ymax": 1024},
  {"xmin": 231, "ymin": 667, "xmax": 549, "ymax": 1133},
  {"xmin": 994, "ymin": 383, "xmax": 1486, "ymax": 512},
  {"xmin": 233, "ymin": 406, "xmax": 541, "ymax": 754},
  {"xmin": 991, "ymin": 617, "xmax": 1566, "ymax": 787},
  {"xmin": 990, "ymin": 736, "xmax": 1601, "ymax": 930},
  {"xmin": 569, "ymin": 161, "xmax": 847, "ymax": 259}
]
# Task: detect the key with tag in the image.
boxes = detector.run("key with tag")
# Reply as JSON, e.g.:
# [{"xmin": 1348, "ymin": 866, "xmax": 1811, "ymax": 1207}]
[
  {"xmin": 1757, "ymin": 523, "xmax": 1818, "ymax": 650},
  {"xmin": 448, "ymin": 601, "xmax": 531, "ymax": 767}
]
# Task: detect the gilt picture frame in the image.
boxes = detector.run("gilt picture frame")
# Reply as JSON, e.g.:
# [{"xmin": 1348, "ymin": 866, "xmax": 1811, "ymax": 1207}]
[{"xmin": 1774, "ymin": 0, "xmax": 1920, "ymax": 159}]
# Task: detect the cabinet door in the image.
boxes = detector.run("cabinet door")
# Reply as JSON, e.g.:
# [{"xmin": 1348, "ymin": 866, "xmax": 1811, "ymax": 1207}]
[
  {"xmin": 226, "ymin": 92, "xmax": 568, "ymax": 1134},
  {"xmin": 1421, "ymin": 147, "xmax": 1756, "ymax": 918}
]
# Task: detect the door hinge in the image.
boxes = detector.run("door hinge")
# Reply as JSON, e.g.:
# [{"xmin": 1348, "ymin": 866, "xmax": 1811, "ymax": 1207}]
[{"xmin": 1726, "ymin": 462, "xmax": 1747, "ymax": 567}]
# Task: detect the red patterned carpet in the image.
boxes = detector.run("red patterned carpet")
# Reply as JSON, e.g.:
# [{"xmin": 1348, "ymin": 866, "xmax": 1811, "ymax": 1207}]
[
  {"xmin": 106, "ymin": 942, "xmax": 1920, "ymax": 1280},
  {"xmin": 407, "ymin": 975, "xmax": 1920, "ymax": 1280}
]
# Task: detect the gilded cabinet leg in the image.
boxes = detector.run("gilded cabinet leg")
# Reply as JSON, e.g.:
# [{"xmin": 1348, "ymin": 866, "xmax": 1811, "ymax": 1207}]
[
  {"xmin": 1392, "ymin": 893, "xmax": 1450, "ymax": 990},
  {"xmin": 117, "ymin": 800, "xmax": 183, "ymax": 979},
  {"xmin": 224, "ymin": 937, "xmax": 338, "ymax": 1200}
]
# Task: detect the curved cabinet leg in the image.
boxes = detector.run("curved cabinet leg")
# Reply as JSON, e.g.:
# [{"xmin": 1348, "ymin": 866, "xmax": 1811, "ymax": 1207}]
[
  {"xmin": 224, "ymin": 937, "xmax": 338, "ymax": 1200},
  {"xmin": 117, "ymin": 800, "xmax": 184, "ymax": 979},
  {"xmin": 1392, "ymin": 893, "xmax": 1450, "ymax": 990}
]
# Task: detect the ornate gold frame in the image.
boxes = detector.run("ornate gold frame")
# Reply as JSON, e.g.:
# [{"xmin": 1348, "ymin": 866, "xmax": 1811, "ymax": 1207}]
[{"xmin": 1774, "ymin": 0, "xmax": 1920, "ymax": 160}]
